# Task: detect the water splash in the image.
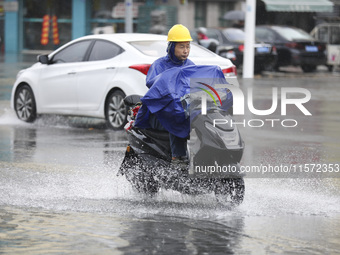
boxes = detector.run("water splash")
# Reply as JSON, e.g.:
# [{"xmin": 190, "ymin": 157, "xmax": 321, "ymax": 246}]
[
  {"xmin": 1, "ymin": 107, "xmax": 339, "ymax": 219},
  {"xmin": 1, "ymin": 159, "xmax": 339, "ymax": 219}
]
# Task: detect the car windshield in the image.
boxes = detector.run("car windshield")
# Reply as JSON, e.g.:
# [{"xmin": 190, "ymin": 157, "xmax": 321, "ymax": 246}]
[
  {"xmin": 222, "ymin": 28, "xmax": 245, "ymax": 43},
  {"xmin": 272, "ymin": 26, "xmax": 314, "ymax": 41},
  {"xmin": 129, "ymin": 40, "xmax": 216, "ymax": 58}
]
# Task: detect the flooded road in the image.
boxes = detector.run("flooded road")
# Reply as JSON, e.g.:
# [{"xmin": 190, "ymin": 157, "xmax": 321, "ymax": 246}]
[{"xmin": 1, "ymin": 58, "xmax": 340, "ymax": 254}]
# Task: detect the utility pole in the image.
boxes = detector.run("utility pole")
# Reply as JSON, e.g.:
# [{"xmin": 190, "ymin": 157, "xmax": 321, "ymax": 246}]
[
  {"xmin": 242, "ymin": 0, "xmax": 256, "ymax": 78},
  {"xmin": 125, "ymin": 0, "xmax": 133, "ymax": 33}
]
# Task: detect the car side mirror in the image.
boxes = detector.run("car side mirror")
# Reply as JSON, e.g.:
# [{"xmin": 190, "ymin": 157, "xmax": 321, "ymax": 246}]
[{"xmin": 37, "ymin": 54, "xmax": 49, "ymax": 64}]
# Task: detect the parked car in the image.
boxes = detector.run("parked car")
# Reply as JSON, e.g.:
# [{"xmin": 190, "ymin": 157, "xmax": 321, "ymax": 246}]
[
  {"xmin": 310, "ymin": 23, "xmax": 340, "ymax": 71},
  {"xmin": 11, "ymin": 33, "xmax": 237, "ymax": 130},
  {"xmin": 192, "ymin": 27, "xmax": 278, "ymax": 73},
  {"xmin": 193, "ymin": 27, "xmax": 220, "ymax": 53},
  {"xmin": 255, "ymin": 25, "xmax": 327, "ymax": 72}
]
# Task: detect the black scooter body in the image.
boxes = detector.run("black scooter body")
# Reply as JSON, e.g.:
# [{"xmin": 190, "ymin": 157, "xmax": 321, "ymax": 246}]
[{"xmin": 119, "ymin": 95, "xmax": 245, "ymax": 205}]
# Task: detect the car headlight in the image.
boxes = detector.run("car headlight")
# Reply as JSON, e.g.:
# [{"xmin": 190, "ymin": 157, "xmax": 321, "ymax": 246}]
[{"xmin": 16, "ymin": 69, "xmax": 26, "ymax": 79}]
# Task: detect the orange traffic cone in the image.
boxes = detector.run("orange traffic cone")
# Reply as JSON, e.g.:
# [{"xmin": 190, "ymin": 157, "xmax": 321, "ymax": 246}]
[
  {"xmin": 52, "ymin": 15, "xmax": 60, "ymax": 45},
  {"xmin": 40, "ymin": 15, "xmax": 50, "ymax": 45}
]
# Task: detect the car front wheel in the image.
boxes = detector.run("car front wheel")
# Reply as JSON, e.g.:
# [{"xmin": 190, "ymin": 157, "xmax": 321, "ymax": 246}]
[
  {"xmin": 301, "ymin": 64, "xmax": 316, "ymax": 73},
  {"xmin": 105, "ymin": 90, "xmax": 127, "ymax": 130},
  {"xmin": 14, "ymin": 85, "xmax": 37, "ymax": 123}
]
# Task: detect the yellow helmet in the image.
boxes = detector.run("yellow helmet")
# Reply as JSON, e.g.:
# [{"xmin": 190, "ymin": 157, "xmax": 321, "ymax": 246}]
[{"xmin": 167, "ymin": 24, "xmax": 193, "ymax": 42}]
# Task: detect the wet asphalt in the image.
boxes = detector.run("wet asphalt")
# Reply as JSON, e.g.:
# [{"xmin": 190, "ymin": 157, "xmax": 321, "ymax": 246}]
[{"xmin": 1, "ymin": 53, "xmax": 340, "ymax": 254}]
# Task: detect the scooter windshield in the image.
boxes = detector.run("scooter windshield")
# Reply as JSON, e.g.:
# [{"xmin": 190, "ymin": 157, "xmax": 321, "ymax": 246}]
[{"xmin": 182, "ymin": 77, "xmax": 233, "ymax": 122}]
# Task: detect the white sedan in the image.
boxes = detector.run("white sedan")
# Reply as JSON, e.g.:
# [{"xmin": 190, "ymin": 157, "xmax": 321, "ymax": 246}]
[{"xmin": 11, "ymin": 33, "xmax": 237, "ymax": 129}]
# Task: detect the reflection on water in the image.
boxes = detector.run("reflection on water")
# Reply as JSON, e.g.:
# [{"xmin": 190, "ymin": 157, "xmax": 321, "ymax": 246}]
[
  {"xmin": 117, "ymin": 214, "xmax": 244, "ymax": 255},
  {"xmin": 0, "ymin": 115, "xmax": 127, "ymax": 169},
  {"xmin": 0, "ymin": 206, "xmax": 129, "ymax": 254},
  {"xmin": 0, "ymin": 205, "xmax": 245, "ymax": 255},
  {"xmin": 1, "ymin": 200, "xmax": 339, "ymax": 254}
]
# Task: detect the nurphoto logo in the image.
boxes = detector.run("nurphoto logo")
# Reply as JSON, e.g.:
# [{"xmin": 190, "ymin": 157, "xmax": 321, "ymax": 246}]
[
  {"xmin": 188, "ymin": 78, "xmax": 313, "ymax": 178},
  {"xmin": 199, "ymin": 83, "xmax": 312, "ymax": 128}
]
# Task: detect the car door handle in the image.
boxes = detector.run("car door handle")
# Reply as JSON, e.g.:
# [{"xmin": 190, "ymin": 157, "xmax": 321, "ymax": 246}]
[
  {"xmin": 68, "ymin": 71, "xmax": 77, "ymax": 75},
  {"xmin": 106, "ymin": 67, "xmax": 116, "ymax": 70}
]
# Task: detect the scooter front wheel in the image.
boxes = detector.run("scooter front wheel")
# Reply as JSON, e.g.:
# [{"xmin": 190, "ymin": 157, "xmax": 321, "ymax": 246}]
[
  {"xmin": 215, "ymin": 178, "xmax": 245, "ymax": 206},
  {"xmin": 120, "ymin": 150, "xmax": 160, "ymax": 195},
  {"xmin": 135, "ymin": 172, "xmax": 160, "ymax": 195}
]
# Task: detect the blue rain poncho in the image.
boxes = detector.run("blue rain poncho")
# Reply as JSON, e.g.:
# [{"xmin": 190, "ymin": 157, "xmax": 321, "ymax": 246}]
[
  {"xmin": 134, "ymin": 65, "xmax": 233, "ymax": 138},
  {"xmin": 146, "ymin": 42, "xmax": 195, "ymax": 88}
]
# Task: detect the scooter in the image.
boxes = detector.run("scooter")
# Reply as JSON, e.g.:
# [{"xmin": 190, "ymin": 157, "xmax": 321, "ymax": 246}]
[{"xmin": 118, "ymin": 94, "xmax": 245, "ymax": 205}]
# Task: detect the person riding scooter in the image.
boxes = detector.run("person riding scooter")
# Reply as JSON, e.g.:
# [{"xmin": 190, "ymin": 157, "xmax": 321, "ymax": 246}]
[
  {"xmin": 120, "ymin": 66, "xmax": 243, "ymax": 202},
  {"xmin": 134, "ymin": 24, "xmax": 194, "ymax": 166}
]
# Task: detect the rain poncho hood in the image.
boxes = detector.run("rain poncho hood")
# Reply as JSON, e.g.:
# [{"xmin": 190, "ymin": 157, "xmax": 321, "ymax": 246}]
[
  {"xmin": 135, "ymin": 65, "xmax": 233, "ymax": 138},
  {"xmin": 146, "ymin": 42, "xmax": 195, "ymax": 88}
]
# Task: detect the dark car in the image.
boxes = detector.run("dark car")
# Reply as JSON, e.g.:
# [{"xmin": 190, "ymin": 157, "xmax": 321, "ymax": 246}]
[
  {"xmin": 192, "ymin": 27, "xmax": 278, "ymax": 73},
  {"xmin": 255, "ymin": 25, "xmax": 327, "ymax": 72}
]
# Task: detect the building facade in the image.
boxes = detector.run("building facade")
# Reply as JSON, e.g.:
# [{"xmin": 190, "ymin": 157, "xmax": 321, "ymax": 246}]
[{"xmin": 1, "ymin": 0, "xmax": 339, "ymax": 54}]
